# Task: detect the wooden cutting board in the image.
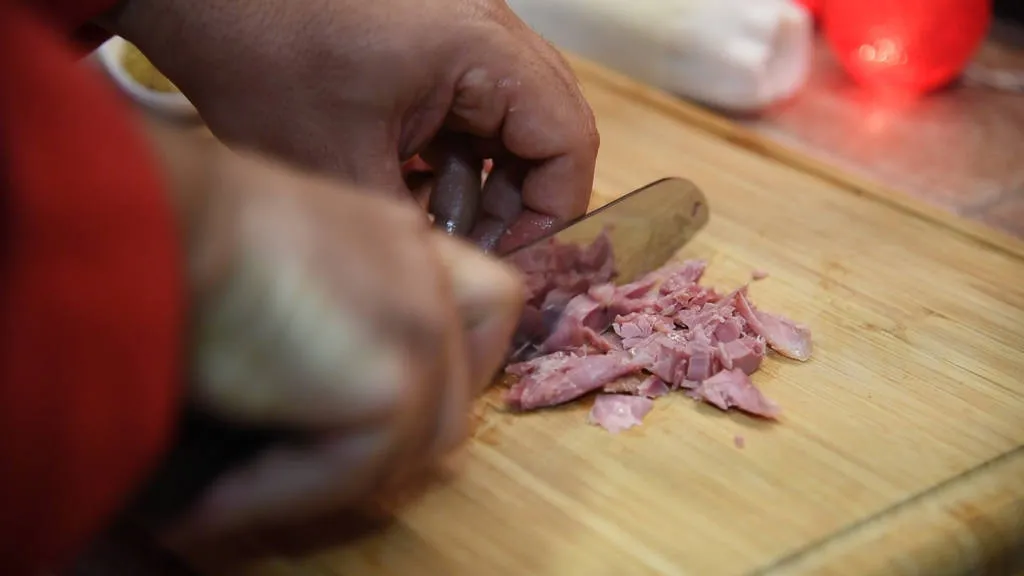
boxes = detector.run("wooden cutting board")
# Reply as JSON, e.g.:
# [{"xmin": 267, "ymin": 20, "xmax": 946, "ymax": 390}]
[{"xmin": 186, "ymin": 55, "xmax": 1024, "ymax": 576}]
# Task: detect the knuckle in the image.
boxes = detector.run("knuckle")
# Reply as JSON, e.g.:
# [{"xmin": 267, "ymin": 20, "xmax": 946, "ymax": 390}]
[{"xmin": 584, "ymin": 120, "xmax": 601, "ymax": 153}]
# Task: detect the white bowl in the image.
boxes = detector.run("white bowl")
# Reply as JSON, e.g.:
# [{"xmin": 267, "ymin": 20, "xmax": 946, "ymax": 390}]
[{"xmin": 94, "ymin": 36, "xmax": 199, "ymax": 121}]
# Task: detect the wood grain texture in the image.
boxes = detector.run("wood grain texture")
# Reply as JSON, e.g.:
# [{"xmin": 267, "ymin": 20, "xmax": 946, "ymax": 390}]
[{"xmin": 173, "ymin": 55, "xmax": 1024, "ymax": 576}]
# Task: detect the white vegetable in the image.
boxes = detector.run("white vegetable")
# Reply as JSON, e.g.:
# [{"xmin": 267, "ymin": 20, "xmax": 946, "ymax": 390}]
[{"xmin": 507, "ymin": 0, "xmax": 814, "ymax": 113}]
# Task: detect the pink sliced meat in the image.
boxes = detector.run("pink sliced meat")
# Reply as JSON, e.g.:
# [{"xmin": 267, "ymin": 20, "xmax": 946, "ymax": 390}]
[
  {"xmin": 506, "ymin": 353, "xmax": 644, "ymax": 411},
  {"xmin": 538, "ymin": 293, "xmax": 610, "ymax": 353},
  {"xmin": 587, "ymin": 283, "xmax": 617, "ymax": 305},
  {"xmin": 685, "ymin": 340, "xmax": 716, "ymax": 382},
  {"xmin": 713, "ymin": 317, "xmax": 745, "ymax": 342},
  {"xmin": 628, "ymin": 333, "xmax": 689, "ymax": 384},
  {"xmin": 603, "ymin": 374, "xmax": 645, "ymax": 394},
  {"xmin": 505, "ymin": 351, "xmax": 574, "ymax": 377},
  {"xmin": 735, "ymin": 292, "xmax": 812, "ymax": 361},
  {"xmin": 695, "ymin": 369, "xmax": 780, "ymax": 419},
  {"xmin": 657, "ymin": 260, "xmax": 707, "ymax": 293},
  {"xmin": 716, "ymin": 337, "xmax": 766, "ymax": 375},
  {"xmin": 603, "ymin": 374, "xmax": 670, "ymax": 398},
  {"xmin": 613, "ymin": 312, "xmax": 674, "ymax": 348},
  {"xmin": 637, "ymin": 375, "xmax": 671, "ymax": 398},
  {"xmin": 587, "ymin": 394, "xmax": 655, "ymax": 433},
  {"xmin": 602, "ymin": 331, "xmax": 624, "ymax": 351},
  {"xmin": 503, "ymin": 233, "xmax": 811, "ymax": 421},
  {"xmin": 615, "ymin": 276, "xmax": 658, "ymax": 299}
]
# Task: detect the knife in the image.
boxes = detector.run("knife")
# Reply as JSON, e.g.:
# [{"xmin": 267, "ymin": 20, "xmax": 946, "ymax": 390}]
[
  {"xmin": 504, "ymin": 177, "xmax": 709, "ymax": 282},
  {"xmin": 124, "ymin": 177, "xmax": 710, "ymax": 531}
]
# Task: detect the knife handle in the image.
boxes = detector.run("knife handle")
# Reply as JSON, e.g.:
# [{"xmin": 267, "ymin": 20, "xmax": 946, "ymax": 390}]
[{"xmin": 125, "ymin": 405, "xmax": 289, "ymax": 530}]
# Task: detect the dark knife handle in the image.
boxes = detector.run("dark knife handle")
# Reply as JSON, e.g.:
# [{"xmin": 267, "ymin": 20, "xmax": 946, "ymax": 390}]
[{"xmin": 125, "ymin": 405, "xmax": 289, "ymax": 530}]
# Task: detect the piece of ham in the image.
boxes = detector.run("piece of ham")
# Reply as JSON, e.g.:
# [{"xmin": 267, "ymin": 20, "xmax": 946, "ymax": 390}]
[
  {"xmin": 695, "ymin": 369, "xmax": 780, "ymax": 419},
  {"xmin": 735, "ymin": 292, "xmax": 812, "ymax": 361},
  {"xmin": 506, "ymin": 353, "xmax": 644, "ymax": 411},
  {"xmin": 603, "ymin": 374, "xmax": 670, "ymax": 398},
  {"xmin": 587, "ymin": 394, "xmax": 655, "ymax": 433},
  {"xmin": 502, "ymin": 234, "xmax": 810, "ymax": 431}
]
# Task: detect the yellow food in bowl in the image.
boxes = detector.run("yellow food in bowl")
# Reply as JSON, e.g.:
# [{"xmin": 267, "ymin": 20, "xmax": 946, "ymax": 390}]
[{"xmin": 120, "ymin": 43, "xmax": 180, "ymax": 94}]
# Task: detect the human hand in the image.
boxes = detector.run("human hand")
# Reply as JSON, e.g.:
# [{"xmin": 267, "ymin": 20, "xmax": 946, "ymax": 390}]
[
  {"xmin": 143, "ymin": 123, "xmax": 525, "ymax": 541},
  {"xmin": 102, "ymin": 0, "xmax": 599, "ymax": 252}
]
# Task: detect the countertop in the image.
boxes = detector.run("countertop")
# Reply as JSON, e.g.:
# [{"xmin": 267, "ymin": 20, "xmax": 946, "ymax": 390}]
[{"xmin": 737, "ymin": 22, "xmax": 1024, "ymax": 239}]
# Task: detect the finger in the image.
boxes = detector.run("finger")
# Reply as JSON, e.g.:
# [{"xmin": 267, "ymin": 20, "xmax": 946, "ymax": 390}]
[
  {"xmin": 447, "ymin": 66, "xmax": 514, "ymax": 138},
  {"xmin": 499, "ymin": 72, "xmax": 597, "ymax": 221},
  {"xmin": 424, "ymin": 143, "xmax": 482, "ymax": 236},
  {"xmin": 366, "ymin": 228, "xmax": 473, "ymax": 487},
  {"xmin": 480, "ymin": 162, "xmax": 525, "ymax": 223},
  {"xmin": 430, "ymin": 232, "xmax": 525, "ymax": 393},
  {"xmin": 191, "ymin": 177, "xmax": 416, "ymax": 430},
  {"xmin": 165, "ymin": 430, "xmax": 392, "ymax": 543},
  {"xmin": 451, "ymin": 33, "xmax": 599, "ymax": 222},
  {"xmin": 469, "ymin": 163, "xmax": 523, "ymax": 252},
  {"xmin": 496, "ymin": 210, "xmax": 561, "ymax": 255},
  {"xmin": 519, "ymin": 151, "xmax": 594, "ymax": 222}
]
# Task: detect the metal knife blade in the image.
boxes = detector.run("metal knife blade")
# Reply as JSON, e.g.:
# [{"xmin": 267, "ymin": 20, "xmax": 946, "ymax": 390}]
[
  {"xmin": 125, "ymin": 177, "xmax": 708, "ymax": 533},
  {"xmin": 503, "ymin": 177, "xmax": 710, "ymax": 282}
]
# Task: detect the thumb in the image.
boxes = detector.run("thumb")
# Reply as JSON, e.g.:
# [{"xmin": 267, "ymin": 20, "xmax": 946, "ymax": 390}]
[
  {"xmin": 430, "ymin": 233, "xmax": 528, "ymax": 389},
  {"xmin": 429, "ymin": 233, "xmax": 525, "ymax": 391}
]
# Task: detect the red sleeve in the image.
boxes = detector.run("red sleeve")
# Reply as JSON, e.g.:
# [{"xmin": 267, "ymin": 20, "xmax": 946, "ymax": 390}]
[{"xmin": 0, "ymin": 3, "xmax": 184, "ymax": 574}]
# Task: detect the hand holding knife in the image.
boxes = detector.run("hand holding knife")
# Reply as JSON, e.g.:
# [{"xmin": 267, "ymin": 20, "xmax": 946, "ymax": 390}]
[{"xmin": 127, "ymin": 178, "xmax": 708, "ymax": 544}]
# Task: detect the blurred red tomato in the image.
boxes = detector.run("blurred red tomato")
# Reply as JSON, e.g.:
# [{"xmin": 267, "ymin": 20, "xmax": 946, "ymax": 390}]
[{"xmin": 822, "ymin": 0, "xmax": 991, "ymax": 94}]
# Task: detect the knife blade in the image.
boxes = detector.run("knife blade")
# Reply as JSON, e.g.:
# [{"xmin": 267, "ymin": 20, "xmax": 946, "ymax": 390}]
[
  {"xmin": 124, "ymin": 177, "xmax": 709, "ymax": 532},
  {"xmin": 504, "ymin": 177, "xmax": 709, "ymax": 283}
]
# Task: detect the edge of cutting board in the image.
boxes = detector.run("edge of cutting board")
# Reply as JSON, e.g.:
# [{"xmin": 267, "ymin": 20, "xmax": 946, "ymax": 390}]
[{"xmin": 564, "ymin": 53, "xmax": 1024, "ymax": 262}]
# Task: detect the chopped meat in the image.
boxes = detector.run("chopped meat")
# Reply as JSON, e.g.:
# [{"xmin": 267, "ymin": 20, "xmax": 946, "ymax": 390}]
[
  {"xmin": 587, "ymin": 394, "xmax": 655, "ymax": 433},
  {"xmin": 502, "ymin": 235, "xmax": 810, "ymax": 430},
  {"xmin": 751, "ymin": 269, "xmax": 769, "ymax": 281},
  {"xmin": 603, "ymin": 374, "xmax": 644, "ymax": 395},
  {"xmin": 637, "ymin": 375, "xmax": 671, "ymax": 398},
  {"xmin": 734, "ymin": 435, "xmax": 746, "ymax": 449},
  {"xmin": 505, "ymin": 230, "xmax": 618, "ymax": 360},
  {"xmin": 685, "ymin": 341, "xmax": 715, "ymax": 382},
  {"xmin": 603, "ymin": 374, "xmax": 670, "ymax": 398},
  {"xmin": 506, "ymin": 353, "xmax": 644, "ymax": 411},
  {"xmin": 613, "ymin": 312, "xmax": 674, "ymax": 348},
  {"xmin": 735, "ymin": 292, "xmax": 813, "ymax": 361},
  {"xmin": 538, "ymin": 293, "xmax": 610, "ymax": 353},
  {"xmin": 601, "ymin": 331, "xmax": 624, "ymax": 351},
  {"xmin": 716, "ymin": 337, "xmax": 765, "ymax": 375},
  {"xmin": 506, "ymin": 229, "xmax": 616, "ymax": 310},
  {"xmin": 695, "ymin": 369, "xmax": 780, "ymax": 419},
  {"xmin": 713, "ymin": 317, "xmax": 745, "ymax": 342},
  {"xmin": 628, "ymin": 333, "xmax": 688, "ymax": 385}
]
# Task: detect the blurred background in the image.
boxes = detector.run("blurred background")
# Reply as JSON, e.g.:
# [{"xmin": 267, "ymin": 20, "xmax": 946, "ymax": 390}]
[
  {"xmin": 96, "ymin": 0, "xmax": 1024, "ymax": 239},
  {"xmin": 504, "ymin": 0, "xmax": 1024, "ymax": 239}
]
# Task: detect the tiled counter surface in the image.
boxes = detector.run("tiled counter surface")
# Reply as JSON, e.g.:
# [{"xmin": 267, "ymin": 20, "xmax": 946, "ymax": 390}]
[{"xmin": 737, "ymin": 22, "xmax": 1024, "ymax": 239}]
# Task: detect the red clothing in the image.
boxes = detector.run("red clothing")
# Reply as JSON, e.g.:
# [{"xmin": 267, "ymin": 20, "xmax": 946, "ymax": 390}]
[{"xmin": 1, "ymin": 1, "xmax": 184, "ymax": 573}]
